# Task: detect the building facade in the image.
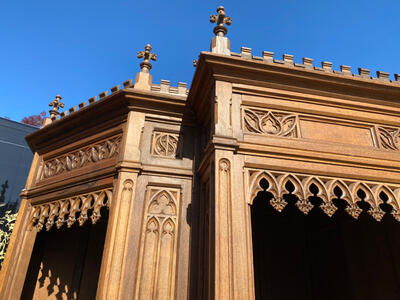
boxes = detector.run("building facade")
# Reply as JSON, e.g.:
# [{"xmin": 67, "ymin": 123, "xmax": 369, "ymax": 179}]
[
  {"xmin": 1, "ymin": 6, "xmax": 400, "ymax": 300},
  {"xmin": 0, "ymin": 118, "xmax": 37, "ymax": 267}
]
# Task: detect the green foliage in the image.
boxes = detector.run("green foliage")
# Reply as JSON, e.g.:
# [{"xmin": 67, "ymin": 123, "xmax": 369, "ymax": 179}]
[{"xmin": 0, "ymin": 210, "xmax": 18, "ymax": 267}]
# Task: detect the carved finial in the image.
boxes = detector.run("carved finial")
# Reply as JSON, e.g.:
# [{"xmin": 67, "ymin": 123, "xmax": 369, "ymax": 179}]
[
  {"xmin": 137, "ymin": 44, "xmax": 157, "ymax": 73},
  {"xmin": 210, "ymin": 6, "xmax": 232, "ymax": 37},
  {"xmin": 48, "ymin": 94, "xmax": 64, "ymax": 120}
]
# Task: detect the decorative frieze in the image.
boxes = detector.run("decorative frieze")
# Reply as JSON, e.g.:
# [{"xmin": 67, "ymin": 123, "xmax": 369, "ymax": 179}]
[
  {"xmin": 248, "ymin": 169, "xmax": 400, "ymax": 222},
  {"xmin": 377, "ymin": 126, "xmax": 400, "ymax": 150},
  {"xmin": 136, "ymin": 187, "xmax": 180, "ymax": 300},
  {"xmin": 243, "ymin": 108, "xmax": 299, "ymax": 137},
  {"xmin": 39, "ymin": 135, "xmax": 122, "ymax": 181},
  {"xmin": 151, "ymin": 131, "xmax": 181, "ymax": 158},
  {"xmin": 30, "ymin": 188, "xmax": 113, "ymax": 232}
]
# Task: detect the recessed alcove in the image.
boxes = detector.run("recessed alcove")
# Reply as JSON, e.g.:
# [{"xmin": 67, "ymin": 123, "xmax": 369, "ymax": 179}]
[{"xmin": 20, "ymin": 209, "xmax": 109, "ymax": 300}]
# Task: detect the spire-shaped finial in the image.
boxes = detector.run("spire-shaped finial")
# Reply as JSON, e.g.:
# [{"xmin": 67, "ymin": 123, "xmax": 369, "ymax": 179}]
[
  {"xmin": 137, "ymin": 44, "xmax": 157, "ymax": 73},
  {"xmin": 48, "ymin": 94, "xmax": 64, "ymax": 120},
  {"xmin": 210, "ymin": 6, "xmax": 232, "ymax": 37}
]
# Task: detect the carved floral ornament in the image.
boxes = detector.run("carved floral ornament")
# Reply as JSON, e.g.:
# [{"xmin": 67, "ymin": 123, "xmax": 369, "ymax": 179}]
[
  {"xmin": 39, "ymin": 135, "xmax": 122, "ymax": 181},
  {"xmin": 377, "ymin": 126, "xmax": 400, "ymax": 150},
  {"xmin": 30, "ymin": 188, "xmax": 113, "ymax": 232},
  {"xmin": 248, "ymin": 170, "xmax": 400, "ymax": 222},
  {"xmin": 243, "ymin": 108, "xmax": 299, "ymax": 138}
]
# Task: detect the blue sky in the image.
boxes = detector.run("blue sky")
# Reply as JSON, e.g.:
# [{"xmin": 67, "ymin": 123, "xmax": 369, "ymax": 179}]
[{"xmin": 1, "ymin": 0, "xmax": 399, "ymax": 122}]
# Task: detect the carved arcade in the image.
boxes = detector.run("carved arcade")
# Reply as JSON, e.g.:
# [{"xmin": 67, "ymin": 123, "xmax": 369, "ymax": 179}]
[
  {"xmin": 30, "ymin": 188, "xmax": 113, "ymax": 231},
  {"xmin": 248, "ymin": 170, "xmax": 400, "ymax": 222}
]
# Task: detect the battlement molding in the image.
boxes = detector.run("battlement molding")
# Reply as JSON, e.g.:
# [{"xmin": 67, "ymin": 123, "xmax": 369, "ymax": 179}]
[
  {"xmin": 189, "ymin": 51, "xmax": 400, "ymax": 128},
  {"xmin": 26, "ymin": 88, "xmax": 188, "ymax": 153},
  {"xmin": 193, "ymin": 51, "xmax": 400, "ymax": 101},
  {"xmin": 233, "ymin": 47, "xmax": 399, "ymax": 84},
  {"xmin": 53, "ymin": 79, "xmax": 188, "ymax": 123}
]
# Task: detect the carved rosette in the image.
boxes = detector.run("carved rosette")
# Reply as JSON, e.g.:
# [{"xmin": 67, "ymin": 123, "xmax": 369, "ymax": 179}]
[
  {"xmin": 295, "ymin": 199, "xmax": 314, "ymax": 215},
  {"xmin": 136, "ymin": 187, "xmax": 180, "ymax": 300},
  {"xmin": 39, "ymin": 135, "xmax": 122, "ymax": 181},
  {"xmin": 151, "ymin": 131, "xmax": 180, "ymax": 158},
  {"xmin": 243, "ymin": 108, "xmax": 299, "ymax": 137},
  {"xmin": 270, "ymin": 197, "xmax": 287, "ymax": 212},
  {"xmin": 345, "ymin": 205, "xmax": 362, "ymax": 219},
  {"xmin": 248, "ymin": 170, "xmax": 400, "ymax": 222},
  {"xmin": 320, "ymin": 202, "xmax": 338, "ymax": 217},
  {"xmin": 30, "ymin": 188, "xmax": 113, "ymax": 231}
]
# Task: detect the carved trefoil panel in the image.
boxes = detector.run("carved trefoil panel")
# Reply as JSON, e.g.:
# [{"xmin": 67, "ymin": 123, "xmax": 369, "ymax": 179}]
[
  {"xmin": 376, "ymin": 125, "xmax": 400, "ymax": 150},
  {"xmin": 243, "ymin": 108, "xmax": 299, "ymax": 137},
  {"xmin": 30, "ymin": 188, "xmax": 113, "ymax": 231},
  {"xmin": 135, "ymin": 187, "xmax": 180, "ymax": 300},
  {"xmin": 39, "ymin": 135, "xmax": 122, "ymax": 181},
  {"xmin": 151, "ymin": 130, "xmax": 181, "ymax": 158},
  {"xmin": 248, "ymin": 169, "xmax": 400, "ymax": 222}
]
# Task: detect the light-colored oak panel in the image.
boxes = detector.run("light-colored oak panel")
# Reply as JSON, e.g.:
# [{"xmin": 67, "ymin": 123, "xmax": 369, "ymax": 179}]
[{"xmin": 299, "ymin": 119, "xmax": 374, "ymax": 147}]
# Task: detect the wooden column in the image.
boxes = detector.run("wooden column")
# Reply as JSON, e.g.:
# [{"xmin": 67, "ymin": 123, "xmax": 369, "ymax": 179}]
[
  {"xmin": 209, "ymin": 80, "xmax": 254, "ymax": 299},
  {"xmin": 96, "ymin": 111, "xmax": 144, "ymax": 299}
]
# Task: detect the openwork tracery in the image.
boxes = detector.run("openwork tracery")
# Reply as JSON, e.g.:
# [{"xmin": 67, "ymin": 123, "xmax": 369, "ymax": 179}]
[
  {"xmin": 39, "ymin": 135, "xmax": 122, "ymax": 181},
  {"xmin": 30, "ymin": 188, "xmax": 113, "ymax": 231},
  {"xmin": 248, "ymin": 170, "xmax": 400, "ymax": 222},
  {"xmin": 243, "ymin": 108, "xmax": 299, "ymax": 138}
]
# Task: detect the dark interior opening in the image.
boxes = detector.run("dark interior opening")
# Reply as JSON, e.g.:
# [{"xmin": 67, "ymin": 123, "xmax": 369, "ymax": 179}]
[
  {"xmin": 21, "ymin": 208, "xmax": 109, "ymax": 300},
  {"xmin": 251, "ymin": 190, "xmax": 400, "ymax": 300}
]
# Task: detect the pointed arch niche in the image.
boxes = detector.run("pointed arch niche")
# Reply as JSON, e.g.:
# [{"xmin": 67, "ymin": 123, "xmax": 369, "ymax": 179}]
[{"xmin": 247, "ymin": 169, "xmax": 400, "ymax": 300}]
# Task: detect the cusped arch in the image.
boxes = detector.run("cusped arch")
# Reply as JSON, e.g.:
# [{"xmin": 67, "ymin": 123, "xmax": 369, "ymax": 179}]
[
  {"xmin": 350, "ymin": 182, "xmax": 375, "ymax": 205},
  {"xmin": 303, "ymin": 177, "xmax": 338, "ymax": 217},
  {"xmin": 325, "ymin": 179, "xmax": 353, "ymax": 204},
  {"xmin": 161, "ymin": 218, "xmax": 175, "ymax": 236},
  {"xmin": 146, "ymin": 216, "xmax": 160, "ymax": 233},
  {"xmin": 248, "ymin": 171, "xmax": 279, "ymax": 205},
  {"xmin": 372, "ymin": 184, "xmax": 395, "ymax": 207},
  {"xmin": 276, "ymin": 173, "xmax": 304, "ymax": 200},
  {"xmin": 302, "ymin": 176, "xmax": 328, "ymax": 202}
]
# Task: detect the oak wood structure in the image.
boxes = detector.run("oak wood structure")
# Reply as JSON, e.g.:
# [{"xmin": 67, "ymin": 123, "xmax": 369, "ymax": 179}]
[{"xmin": 2, "ymin": 6, "xmax": 400, "ymax": 299}]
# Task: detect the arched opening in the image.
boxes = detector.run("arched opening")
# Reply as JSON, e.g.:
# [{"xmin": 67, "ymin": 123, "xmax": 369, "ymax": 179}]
[
  {"xmin": 20, "ymin": 207, "xmax": 109, "ymax": 299},
  {"xmin": 251, "ymin": 178, "xmax": 400, "ymax": 300}
]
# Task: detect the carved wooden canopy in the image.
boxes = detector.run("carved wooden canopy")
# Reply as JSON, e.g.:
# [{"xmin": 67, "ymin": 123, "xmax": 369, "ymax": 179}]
[{"xmin": 248, "ymin": 170, "xmax": 400, "ymax": 222}]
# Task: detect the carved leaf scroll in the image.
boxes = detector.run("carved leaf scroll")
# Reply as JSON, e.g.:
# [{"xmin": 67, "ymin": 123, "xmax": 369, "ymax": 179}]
[
  {"xmin": 248, "ymin": 169, "xmax": 400, "ymax": 222},
  {"xmin": 377, "ymin": 126, "xmax": 400, "ymax": 150},
  {"xmin": 39, "ymin": 135, "xmax": 122, "ymax": 181},
  {"xmin": 30, "ymin": 188, "xmax": 112, "ymax": 232},
  {"xmin": 243, "ymin": 108, "xmax": 298, "ymax": 137},
  {"xmin": 151, "ymin": 131, "xmax": 181, "ymax": 158}
]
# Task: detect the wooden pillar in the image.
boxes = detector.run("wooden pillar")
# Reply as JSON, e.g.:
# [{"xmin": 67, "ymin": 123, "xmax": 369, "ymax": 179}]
[
  {"xmin": 96, "ymin": 111, "xmax": 144, "ymax": 299},
  {"xmin": 209, "ymin": 80, "xmax": 254, "ymax": 299}
]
